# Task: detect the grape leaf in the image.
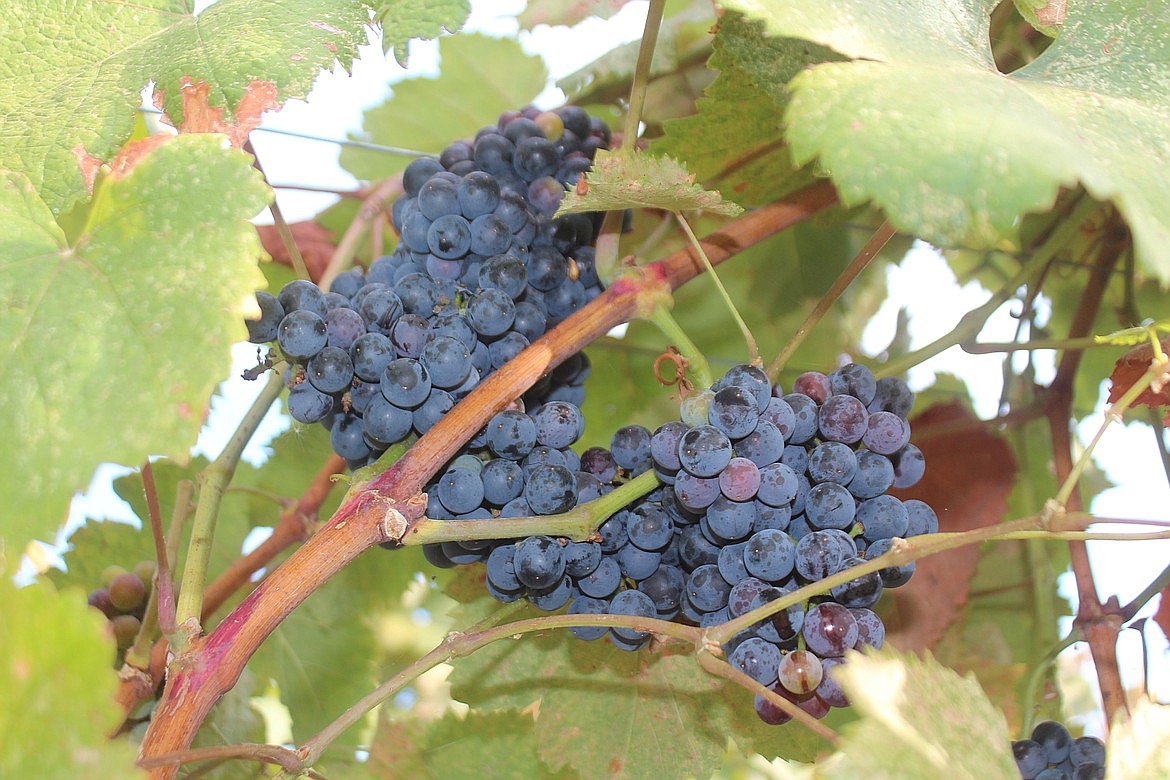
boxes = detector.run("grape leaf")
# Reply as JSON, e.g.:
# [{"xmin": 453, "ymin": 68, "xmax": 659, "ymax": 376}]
[
  {"xmin": 375, "ymin": 0, "xmax": 472, "ymax": 64},
  {"xmin": 1106, "ymin": 335, "xmax": 1170, "ymax": 416},
  {"xmin": 723, "ymin": 0, "xmax": 1170, "ymax": 283},
  {"xmin": 1106, "ymin": 698, "xmax": 1170, "ymax": 780},
  {"xmin": 0, "ymin": 0, "xmax": 370, "ymax": 215},
  {"xmin": 340, "ymin": 34, "xmax": 547, "ymax": 182},
  {"xmin": 365, "ymin": 709, "xmax": 568, "ymax": 778},
  {"xmin": 823, "ymin": 648, "xmax": 1018, "ymax": 779},
  {"xmin": 518, "ymin": 0, "xmax": 634, "ymax": 30},
  {"xmin": 256, "ymin": 221, "xmax": 338, "ymax": 283},
  {"xmin": 885, "ymin": 403, "xmax": 1018, "ymax": 651},
  {"xmin": 0, "ymin": 135, "xmax": 270, "ymax": 557},
  {"xmin": 655, "ymin": 12, "xmax": 838, "ymax": 206},
  {"xmin": 447, "ymin": 587, "xmax": 826, "ymax": 779},
  {"xmin": 556, "ymin": 151, "xmax": 743, "ymax": 216},
  {"xmin": 0, "ymin": 580, "xmax": 144, "ymax": 778}
]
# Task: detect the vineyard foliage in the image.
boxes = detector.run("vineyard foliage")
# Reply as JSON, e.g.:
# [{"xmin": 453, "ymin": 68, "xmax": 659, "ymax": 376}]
[{"xmin": 2, "ymin": 1, "xmax": 1169, "ymax": 778}]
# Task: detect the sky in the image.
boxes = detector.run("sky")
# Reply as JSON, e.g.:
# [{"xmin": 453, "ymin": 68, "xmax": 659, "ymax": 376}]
[{"xmin": 58, "ymin": 0, "xmax": 1169, "ymax": 736}]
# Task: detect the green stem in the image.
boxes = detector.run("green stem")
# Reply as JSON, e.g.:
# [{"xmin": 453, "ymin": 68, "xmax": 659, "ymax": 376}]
[
  {"xmin": 676, "ymin": 212, "xmax": 759, "ymax": 364},
  {"xmin": 961, "ymin": 336, "xmax": 1106, "ymax": 354},
  {"xmin": 295, "ymin": 609, "xmax": 700, "ymax": 770},
  {"xmin": 1054, "ymin": 354, "xmax": 1164, "ymax": 509},
  {"xmin": 767, "ymin": 220, "xmax": 895, "ymax": 379},
  {"xmin": 705, "ymin": 509, "xmax": 1141, "ymax": 646},
  {"xmin": 173, "ymin": 371, "xmax": 285, "ymax": 643},
  {"xmin": 878, "ymin": 195, "xmax": 1101, "ymax": 379},
  {"xmin": 401, "ymin": 469, "xmax": 661, "ymax": 545},
  {"xmin": 1020, "ymin": 629, "xmax": 1083, "ymax": 737},
  {"xmin": 647, "ymin": 305, "xmax": 713, "ymax": 388},
  {"xmin": 621, "ymin": 0, "xmax": 665, "ymax": 155},
  {"xmin": 245, "ymin": 140, "xmax": 309, "ymax": 281},
  {"xmin": 696, "ymin": 650, "xmax": 839, "ymax": 743}
]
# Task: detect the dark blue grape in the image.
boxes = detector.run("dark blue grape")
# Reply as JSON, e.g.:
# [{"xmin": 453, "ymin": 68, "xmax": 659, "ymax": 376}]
[
  {"xmin": 728, "ymin": 636, "xmax": 781, "ymax": 685},
  {"xmin": 417, "ymin": 176, "xmax": 460, "ymax": 219},
  {"xmin": 306, "ymin": 346, "xmax": 354, "ymax": 394},
  {"xmin": 638, "ymin": 564, "xmax": 684, "ymax": 616},
  {"xmin": 579, "ymin": 447, "xmax": 617, "ymax": 482},
  {"xmin": 513, "ymin": 535, "xmax": 565, "ymax": 589},
  {"xmin": 869, "ymin": 375, "xmax": 914, "ymax": 417},
  {"xmin": 847, "ymin": 449, "xmax": 895, "ymax": 499},
  {"xmin": 513, "ymin": 135, "xmax": 559, "ymax": 181},
  {"xmin": 617, "ymin": 544, "xmax": 661, "ymax": 580},
  {"xmin": 330, "ymin": 413, "xmax": 372, "ymax": 461},
  {"xmin": 287, "ymin": 383, "xmax": 334, "ymax": 424},
  {"xmin": 830, "ymin": 556, "xmax": 883, "ymax": 608},
  {"xmin": 801, "ymin": 602, "xmax": 858, "ymax": 657},
  {"xmin": 781, "ymin": 393, "xmax": 819, "ymax": 444},
  {"xmin": 358, "ymin": 288, "xmax": 404, "ymax": 334},
  {"xmin": 828, "ymin": 363, "xmax": 877, "ymax": 405},
  {"xmin": 818, "ymin": 394, "xmax": 869, "ymax": 444},
  {"xmin": 709, "ymin": 385, "xmax": 759, "ymax": 439},
  {"xmin": 713, "ymin": 363, "xmax": 772, "ymax": 410},
  {"xmin": 735, "ymin": 421, "xmax": 785, "ymax": 468},
  {"xmin": 705, "ymin": 496, "xmax": 757, "ymax": 543},
  {"xmin": 567, "ymin": 596, "xmax": 609, "ymax": 640},
  {"xmin": 470, "ymin": 213, "xmax": 511, "ymax": 256},
  {"xmin": 856, "ymin": 494, "xmax": 908, "ymax": 541},
  {"xmin": 608, "ymin": 588, "xmax": 658, "ymax": 643},
  {"xmin": 456, "ymin": 170, "xmax": 501, "ymax": 217},
  {"xmin": 277, "ymin": 310, "xmax": 327, "ymax": 360},
  {"xmin": 421, "ymin": 335, "xmax": 471, "ymax": 389},
  {"xmin": 575, "ymin": 555, "xmax": 621, "ymax": 598},
  {"xmin": 473, "ymin": 133, "xmax": 514, "ymax": 175},
  {"xmin": 891, "ymin": 443, "xmax": 926, "ymax": 488},
  {"xmin": 563, "ymin": 541, "xmax": 602, "ymax": 578},
  {"xmin": 795, "ymin": 529, "xmax": 854, "ymax": 581},
  {"xmin": 677, "ymin": 425, "xmax": 733, "ymax": 477},
  {"xmin": 532, "ymin": 401, "xmax": 584, "ymax": 449},
  {"xmin": 324, "ymin": 306, "xmax": 365, "ymax": 351},
  {"xmin": 481, "ymin": 458, "xmax": 524, "ymax": 506},
  {"xmin": 426, "ymin": 213, "xmax": 472, "ymax": 259},
  {"xmin": 864, "ymin": 537, "xmax": 915, "ymax": 587},
  {"xmin": 805, "ymin": 482, "xmax": 856, "ymax": 530},
  {"xmin": 402, "ymin": 157, "xmax": 444, "ymax": 197},
  {"xmin": 488, "ymin": 331, "xmax": 529, "ymax": 369},
  {"xmin": 1032, "ymin": 721, "xmax": 1072, "ymax": 765},
  {"xmin": 485, "ymin": 409, "xmax": 537, "ymax": 460},
  {"xmin": 394, "ymin": 273, "xmax": 440, "ymax": 316},
  {"xmin": 511, "ymin": 300, "xmax": 547, "ymax": 342},
  {"xmin": 685, "ymin": 564, "xmax": 732, "ymax": 612},
  {"xmin": 743, "ymin": 529, "xmax": 796, "ymax": 581},
  {"xmin": 807, "ymin": 441, "xmax": 858, "ymax": 484},
  {"xmin": 246, "ymin": 291, "xmax": 284, "ymax": 343},
  {"xmin": 435, "ymin": 467, "xmax": 485, "ymax": 515},
  {"xmin": 611, "ymin": 425, "xmax": 653, "ymax": 473},
  {"xmin": 278, "ymin": 279, "xmax": 328, "ymax": 317},
  {"xmin": 626, "ymin": 504, "xmax": 674, "ymax": 551},
  {"xmin": 412, "ymin": 388, "xmax": 453, "ymax": 434},
  {"xmin": 756, "ymin": 462, "xmax": 800, "ymax": 507},
  {"xmin": 674, "ymin": 471, "xmax": 721, "ymax": 512},
  {"xmin": 362, "ymin": 396, "xmax": 413, "ymax": 448},
  {"xmin": 380, "ymin": 357, "xmax": 431, "ymax": 408},
  {"xmin": 485, "ymin": 544, "xmax": 522, "ymax": 593},
  {"xmin": 524, "ymin": 464, "xmax": 577, "ymax": 514},
  {"xmin": 466, "ymin": 287, "xmax": 516, "ymax": 337}
]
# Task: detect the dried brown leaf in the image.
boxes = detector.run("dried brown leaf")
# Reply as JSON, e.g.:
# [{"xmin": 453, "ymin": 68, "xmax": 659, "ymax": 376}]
[
  {"xmin": 255, "ymin": 221, "xmax": 336, "ymax": 281},
  {"xmin": 175, "ymin": 77, "xmax": 280, "ymax": 147},
  {"xmin": 1106, "ymin": 337, "xmax": 1170, "ymax": 415},
  {"xmin": 885, "ymin": 402, "xmax": 1018, "ymax": 651}
]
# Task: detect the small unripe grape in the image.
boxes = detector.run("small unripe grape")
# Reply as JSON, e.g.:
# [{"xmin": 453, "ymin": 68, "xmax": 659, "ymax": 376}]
[
  {"xmin": 777, "ymin": 649, "xmax": 824, "ymax": 695},
  {"xmin": 108, "ymin": 572, "xmax": 146, "ymax": 613},
  {"xmin": 110, "ymin": 614, "xmax": 141, "ymax": 649},
  {"xmin": 100, "ymin": 564, "xmax": 128, "ymax": 588},
  {"xmin": 133, "ymin": 560, "xmax": 157, "ymax": 592},
  {"xmin": 87, "ymin": 588, "xmax": 118, "ymax": 619}
]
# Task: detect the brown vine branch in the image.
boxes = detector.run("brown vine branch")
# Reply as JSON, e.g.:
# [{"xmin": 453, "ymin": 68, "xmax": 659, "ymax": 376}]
[
  {"xmin": 138, "ymin": 180, "xmax": 840, "ymax": 776},
  {"xmin": 114, "ymin": 454, "xmax": 343, "ymax": 728},
  {"xmin": 1044, "ymin": 207, "xmax": 1129, "ymax": 727}
]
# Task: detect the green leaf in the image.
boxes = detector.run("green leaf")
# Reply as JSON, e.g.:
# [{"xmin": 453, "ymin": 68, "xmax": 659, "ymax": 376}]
[
  {"xmin": 365, "ymin": 709, "xmax": 568, "ymax": 778},
  {"xmin": 447, "ymin": 585, "xmax": 826, "ymax": 779},
  {"xmin": 0, "ymin": 0, "xmax": 370, "ymax": 215},
  {"xmin": 556, "ymin": 151, "xmax": 742, "ymax": 216},
  {"xmin": 518, "ymin": 0, "xmax": 635, "ymax": 30},
  {"xmin": 375, "ymin": 0, "xmax": 471, "ymax": 64},
  {"xmin": 1107, "ymin": 698, "xmax": 1170, "ymax": 780},
  {"xmin": 249, "ymin": 544, "xmax": 431, "ymax": 745},
  {"xmin": 340, "ymin": 34, "xmax": 547, "ymax": 182},
  {"xmin": 723, "ymin": 0, "xmax": 1170, "ymax": 283},
  {"xmin": 0, "ymin": 135, "xmax": 270, "ymax": 554},
  {"xmin": 655, "ymin": 12, "xmax": 839, "ymax": 206},
  {"xmin": 822, "ymin": 648, "xmax": 1018, "ymax": 779},
  {"xmin": 0, "ymin": 580, "xmax": 144, "ymax": 778}
]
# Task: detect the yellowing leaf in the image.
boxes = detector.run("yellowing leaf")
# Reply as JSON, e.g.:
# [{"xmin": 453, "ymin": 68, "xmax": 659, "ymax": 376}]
[{"xmin": 556, "ymin": 151, "xmax": 743, "ymax": 216}]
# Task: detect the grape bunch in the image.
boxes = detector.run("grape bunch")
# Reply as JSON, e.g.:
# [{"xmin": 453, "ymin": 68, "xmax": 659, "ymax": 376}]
[
  {"xmin": 420, "ymin": 360, "xmax": 936, "ymax": 722},
  {"xmin": 1013, "ymin": 721, "xmax": 1106, "ymax": 779},
  {"xmin": 86, "ymin": 560, "xmax": 156, "ymax": 660},
  {"xmin": 245, "ymin": 105, "xmax": 610, "ymax": 468}
]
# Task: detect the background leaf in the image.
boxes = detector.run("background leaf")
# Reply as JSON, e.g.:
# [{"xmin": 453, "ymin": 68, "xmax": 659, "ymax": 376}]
[
  {"xmin": 824, "ymin": 648, "xmax": 1018, "ymax": 779},
  {"xmin": 376, "ymin": 0, "xmax": 472, "ymax": 64},
  {"xmin": 724, "ymin": 0, "xmax": 1170, "ymax": 282},
  {"xmin": 340, "ymin": 33, "xmax": 547, "ymax": 182},
  {"xmin": 0, "ymin": 136, "xmax": 269, "ymax": 554},
  {"xmin": 0, "ymin": 579, "xmax": 145, "ymax": 778}
]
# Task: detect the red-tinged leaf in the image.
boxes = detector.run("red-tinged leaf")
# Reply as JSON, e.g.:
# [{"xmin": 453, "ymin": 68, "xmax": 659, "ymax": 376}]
[
  {"xmin": 1106, "ymin": 336, "xmax": 1170, "ymax": 412},
  {"xmin": 256, "ymin": 221, "xmax": 337, "ymax": 282},
  {"xmin": 885, "ymin": 402, "xmax": 1018, "ymax": 651},
  {"xmin": 171, "ymin": 78, "xmax": 280, "ymax": 148},
  {"xmin": 1154, "ymin": 583, "xmax": 1170, "ymax": 642}
]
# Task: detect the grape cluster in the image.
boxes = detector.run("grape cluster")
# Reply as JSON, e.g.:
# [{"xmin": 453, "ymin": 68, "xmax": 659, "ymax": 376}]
[
  {"xmin": 245, "ymin": 105, "xmax": 609, "ymax": 468},
  {"xmin": 86, "ymin": 560, "xmax": 155, "ymax": 659},
  {"xmin": 1013, "ymin": 721, "xmax": 1106, "ymax": 779},
  {"xmin": 424, "ymin": 361, "xmax": 935, "ymax": 721}
]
